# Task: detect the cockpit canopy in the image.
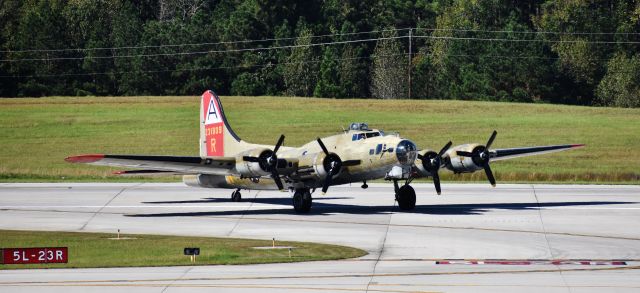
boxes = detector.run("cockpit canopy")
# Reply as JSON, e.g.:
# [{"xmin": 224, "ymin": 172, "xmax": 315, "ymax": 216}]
[{"xmin": 349, "ymin": 122, "xmax": 370, "ymax": 131}]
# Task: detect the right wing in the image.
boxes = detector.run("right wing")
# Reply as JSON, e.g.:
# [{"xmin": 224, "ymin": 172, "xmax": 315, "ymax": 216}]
[
  {"xmin": 65, "ymin": 154, "xmax": 236, "ymax": 175},
  {"xmin": 491, "ymin": 144, "xmax": 585, "ymax": 161}
]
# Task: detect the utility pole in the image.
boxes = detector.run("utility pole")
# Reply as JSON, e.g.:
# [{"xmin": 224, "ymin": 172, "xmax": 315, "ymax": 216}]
[{"xmin": 408, "ymin": 28, "xmax": 412, "ymax": 99}]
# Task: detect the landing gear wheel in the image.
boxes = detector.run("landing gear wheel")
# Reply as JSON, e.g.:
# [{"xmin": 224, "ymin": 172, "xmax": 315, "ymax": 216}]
[
  {"xmin": 293, "ymin": 189, "xmax": 312, "ymax": 213},
  {"xmin": 396, "ymin": 185, "xmax": 416, "ymax": 211},
  {"xmin": 231, "ymin": 190, "xmax": 242, "ymax": 202}
]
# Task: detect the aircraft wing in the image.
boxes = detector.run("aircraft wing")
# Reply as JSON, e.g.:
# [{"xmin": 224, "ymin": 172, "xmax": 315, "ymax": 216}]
[
  {"xmin": 491, "ymin": 144, "xmax": 584, "ymax": 161},
  {"xmin": 65, "ymin": 154, "xmax": 236, "ymax": 175}
]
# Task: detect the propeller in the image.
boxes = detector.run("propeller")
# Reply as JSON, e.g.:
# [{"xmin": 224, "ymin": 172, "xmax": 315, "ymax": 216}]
[
  {"xmin": 243, "ymin": 134, "xmax": 286, "ymax": 190},
  {"xmin": 457, "ymin": 130, "xmax": 497, "ymax": 187},
  {"xmin": 417, "ymin": 141, "xmax": 452, "ymax": 195},
  {"xmin": 316, "ymin": 137, "xmax": 360, "ymax": 194}
]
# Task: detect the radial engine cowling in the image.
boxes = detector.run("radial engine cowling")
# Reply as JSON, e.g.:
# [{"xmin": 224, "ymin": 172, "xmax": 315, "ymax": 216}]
[
  {"xmin": 445, "ymin": 144, "xmax": 485, "ymax": 173},
  {"xmin": 310, "ymin": 152, "xmax": 342, "ymax": 179},
  {"xmin": 235, "ymin": 148, "xmax": 273, "ymax": 178},
  {"xmin": 415, "ymin": 149, "xmax": 437, "ymax": 176}
]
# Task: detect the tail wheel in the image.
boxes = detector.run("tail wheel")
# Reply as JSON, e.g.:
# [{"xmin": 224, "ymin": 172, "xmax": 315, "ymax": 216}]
[
  {"xmin": 231, "ymin": 190, "xmax": 242, "ymax": 202},
  {"xmin": 396, "ymin": 185, "xmax": 416, "ymax": 211}
]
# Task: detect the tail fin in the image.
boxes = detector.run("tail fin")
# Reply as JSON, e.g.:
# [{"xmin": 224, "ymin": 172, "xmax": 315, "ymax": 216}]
[{"xmin": 200, "ymin": 90, "xmax": 248, "ymax": 157}]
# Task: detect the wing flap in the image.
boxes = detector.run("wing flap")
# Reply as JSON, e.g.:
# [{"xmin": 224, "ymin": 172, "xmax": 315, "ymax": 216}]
[
  {"xmin": 491, "ymin": 144, "xmax": 584, "ymax": 161},
  {"xmin": 65, "ymin": 154, "xmax": 236, "ymax": 175}
]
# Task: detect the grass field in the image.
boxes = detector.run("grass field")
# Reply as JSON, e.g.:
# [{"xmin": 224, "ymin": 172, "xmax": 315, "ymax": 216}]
[
  {"xmin": 0, "ymin": 96, "xmax": 638, "ymax": 183},
  {"xmin": 0, "ymin": 230, "xmax": 366, "ymax": 269}
]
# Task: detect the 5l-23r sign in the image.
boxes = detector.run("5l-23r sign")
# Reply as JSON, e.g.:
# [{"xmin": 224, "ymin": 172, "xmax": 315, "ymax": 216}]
[{"xmin": 2, "ymin": 247, "xmax": 68, "ymax": 264}]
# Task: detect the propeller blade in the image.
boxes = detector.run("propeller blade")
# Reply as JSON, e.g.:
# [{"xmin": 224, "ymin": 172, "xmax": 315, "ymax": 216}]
[
  {"xmin": 242, "ymin": 156, "xmax": 260, "ymax": 162},
  {"xmin": 342, "ymin": 160, "xmax": 361, "ymax": 166},
  {"xmin": 483, "ymin": 163, "xmax": 496, "ymax": 187},
  {"xmin": 433, "ymin": 172, "xmax": 441, "ymax": 195},
  {"xmin": 317, "ymin": 138, "xmax": 329, "ymax": 155},
  {"xmin": 271, "ymin": 169, "xmax": 284, "ymax": 190},
  {"xmin": 273, "ymin": 134, "xmax": 285, "ymax": 153},
  {"xmin": 321, "ymin": 172, "xmax": 332, "ymax": 194},
  {"xmin": 486, "ymin": 130, "xmax": 497, "ymax": 149},
  {"xmin": 439, "ymin": 141, "xmax": 452, "ymax": 157},
  {"xmin": 457, "ymin": 151, "xmax": 473, "ymax": 157}
]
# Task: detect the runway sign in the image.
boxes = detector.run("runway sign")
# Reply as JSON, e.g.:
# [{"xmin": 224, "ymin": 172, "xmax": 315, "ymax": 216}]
[
  {"xmin": 184, "ymin": 248, "xmax": 200, "ymax": 256},
  {"xmin": 2, "ymin": 247, "xmax": 68, "ymax": 264}
]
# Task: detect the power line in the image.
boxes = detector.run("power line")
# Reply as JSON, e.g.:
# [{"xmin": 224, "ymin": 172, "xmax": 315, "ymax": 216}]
[
  {"xmin": 414, "ymin": 35, "xmax": 640, "ymax": 44},
  {"xmin": 0, "ymin": 28, "xmax": 410, "ymax": 54},
  {"xmin": 415, "ymin": 27, "xmax": 640, "ymax": 35},
  {"xmin": 0, "ymin": 53, "xmax": 409, "ymax": 78},
  {"xmin": 0, "ymin": 36, "xmax": 405, "ymax": 62},
  {"xmin": 4, "ymin": 33, "xmax": 639, "ymax": 63},
  {"xmin": 4, "ymin": 26, "xmax": 638, "ymax": 55},
  {"xmin": 5, "ymin": 51, "xmax": 636, "ymax": 79}
]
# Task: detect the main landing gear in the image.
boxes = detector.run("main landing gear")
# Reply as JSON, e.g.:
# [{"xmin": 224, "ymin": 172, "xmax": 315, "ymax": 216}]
[
  {"xmin": 231, "ymin": 189, "xmax": 242, "ymax": 202},
  {"xmin": 394, "ymin": 180, "xmax": 416, "ymax": 211},
  {"xmin": 292, "ymin": 188, "xmax": 312, "ymax": 213}
]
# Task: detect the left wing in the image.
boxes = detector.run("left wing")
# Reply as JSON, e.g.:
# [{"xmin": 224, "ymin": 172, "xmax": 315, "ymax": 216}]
[{"xmin": 65, "ymin": 154, "xmax": 236, "ymax": 175}]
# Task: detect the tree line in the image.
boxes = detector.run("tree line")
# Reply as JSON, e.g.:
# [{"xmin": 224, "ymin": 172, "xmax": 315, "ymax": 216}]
[{"xmin": 0, "ymin": 0, "xmax": 638, "ymax": 107}]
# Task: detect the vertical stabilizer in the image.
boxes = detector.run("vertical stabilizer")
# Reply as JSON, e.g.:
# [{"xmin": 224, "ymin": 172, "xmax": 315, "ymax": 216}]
[{"xmin": 200, "ymin": 90, "xmax": 252, "ymax": 157}]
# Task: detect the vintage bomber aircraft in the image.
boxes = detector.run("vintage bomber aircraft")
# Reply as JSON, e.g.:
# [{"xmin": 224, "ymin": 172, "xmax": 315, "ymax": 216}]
[{"xmin": 66, "ymin": 90, "xmax": 584, "ymax": 213}]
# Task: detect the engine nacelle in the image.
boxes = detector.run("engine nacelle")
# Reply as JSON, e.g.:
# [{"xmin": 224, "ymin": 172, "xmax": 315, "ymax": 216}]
[
  {"xmin": 295, "ymin": 152, "xmax": 339, "ymax": 180},
  {"xmin": 445, "ymin": 144, "xmax": 484, "ymax": 173},
  {"xmin": 235, "ymin": 148, "xmax": 272, "ymax": 178}
]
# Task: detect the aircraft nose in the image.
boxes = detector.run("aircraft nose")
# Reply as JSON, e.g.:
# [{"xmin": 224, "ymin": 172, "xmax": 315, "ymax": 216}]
[{"xmin": 396, "ymin": 140, "xmax": 418, "ymax": 165}]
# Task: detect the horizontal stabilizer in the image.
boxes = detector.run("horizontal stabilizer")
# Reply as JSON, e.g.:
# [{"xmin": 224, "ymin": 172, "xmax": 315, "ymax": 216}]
[{"xmin": 65, "ymin": 154, "xmax": 237, "ymax": 175}]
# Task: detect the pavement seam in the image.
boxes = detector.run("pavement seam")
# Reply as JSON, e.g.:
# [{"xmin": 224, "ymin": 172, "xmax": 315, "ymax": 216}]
[
  {"xmin": 365, "ymin": 202, "xmax": 394, "ymax": 293},
  {"xmin": 160, "ymin": 267, "xmax": 193, "ymax": 293},
  {"xmin": 532, "ymin": 184, "xmax": 572, "ymax": 293},
  {"xmin": 226, "ymin": 190, "xmax": 259, "ymax": 237},
  {"xmin": 531, "ymin": 184, "xmax": 554, "ymax": 258},
  {"xmin": 79, "ymin": 184, "xmax": 138, "ymax": 231}
]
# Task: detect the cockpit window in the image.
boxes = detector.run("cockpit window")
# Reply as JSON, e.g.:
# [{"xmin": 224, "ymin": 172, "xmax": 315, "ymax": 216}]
[{"xmin": 352, "ymin": 132, "xmax": 381, "ymax": 141}]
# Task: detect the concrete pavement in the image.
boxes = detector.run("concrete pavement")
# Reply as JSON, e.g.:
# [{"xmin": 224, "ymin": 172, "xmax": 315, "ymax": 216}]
[{"xmin": 0, "ymin": 183, "xmax": 639, "ymax": 292}]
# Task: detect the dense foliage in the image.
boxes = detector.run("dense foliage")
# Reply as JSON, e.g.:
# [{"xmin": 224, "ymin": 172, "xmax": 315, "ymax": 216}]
[{"xmin": 0, "ymin": 0, "xmax": 638, "ymax": 107}]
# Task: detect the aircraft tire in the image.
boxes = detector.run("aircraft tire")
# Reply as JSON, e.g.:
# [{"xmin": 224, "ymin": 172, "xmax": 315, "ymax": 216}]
[
  {"xmin": 293, "ymin": 189, "xmax": 312, "ymax": 213},
  {"xmin": 397, "ymin": 185, "xmax": 416, "ymax": 211},
  {"xmin": 231, "ymin": 190, "xmax": 241, "ymax": 202}
]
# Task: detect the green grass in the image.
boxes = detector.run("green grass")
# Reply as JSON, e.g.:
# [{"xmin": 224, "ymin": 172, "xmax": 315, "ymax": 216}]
[
  {"xmin": 0, "ymin": 230, "xmax": 366, "ymax": 269},
  {"xmin": 0, "ymin": 96, "xmax": 639, "ymax": 183}
]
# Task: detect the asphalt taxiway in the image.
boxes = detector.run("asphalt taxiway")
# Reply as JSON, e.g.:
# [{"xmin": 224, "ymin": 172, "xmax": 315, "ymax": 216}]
[{"xmin": 0, "ymin": 183, "xmax": 639, "ymax": 292}]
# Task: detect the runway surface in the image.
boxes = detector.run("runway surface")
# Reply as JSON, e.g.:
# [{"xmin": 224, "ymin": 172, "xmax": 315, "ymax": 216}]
[{"xmin": 0, "ymin": 183, "xmax": 639, "ymax": 292}]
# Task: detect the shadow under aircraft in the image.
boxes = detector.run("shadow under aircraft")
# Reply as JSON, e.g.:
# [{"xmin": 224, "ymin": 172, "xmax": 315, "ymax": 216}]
[{"xmin": 127, "ymin": 198, "xmax": 635, "ymax": 217}]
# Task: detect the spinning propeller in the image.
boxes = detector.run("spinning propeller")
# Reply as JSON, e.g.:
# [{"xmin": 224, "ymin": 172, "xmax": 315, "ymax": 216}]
[
  {"xmin": 417, "ymin": 141, "xmax": 452, "ymax": 195},
  {"xmin": 243, "ymin": 135, "xmax": 286, "ymax": 190},
  {"xmin": 316, "ymin": 138, "xmax": 360, "ymax": 194},
  {"xmin": 457, "ymin": 130, "xmax": 497, "ymax": 187}
]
